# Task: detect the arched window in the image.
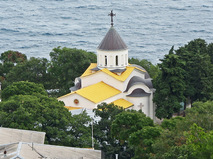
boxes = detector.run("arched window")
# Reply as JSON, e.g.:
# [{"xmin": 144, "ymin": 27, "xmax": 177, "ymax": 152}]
[
  {"xmin": 105, "ymin": 56, "xmax": 107, "ymax": 66},
  {"xmin": 116, "ymin": 55, "xmax": 118, "ymax": 66}
]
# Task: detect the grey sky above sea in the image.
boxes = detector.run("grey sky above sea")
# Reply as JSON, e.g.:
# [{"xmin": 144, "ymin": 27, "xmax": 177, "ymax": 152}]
[{"xmin": 0, "ymin": 0, "xmax": 213, "ymax": 64}]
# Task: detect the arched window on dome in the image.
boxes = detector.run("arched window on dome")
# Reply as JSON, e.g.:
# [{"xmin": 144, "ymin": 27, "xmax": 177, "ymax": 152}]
[
  {"xmin": 116, "ymin": 55, "xmax": 118, "ymax": 66},
  {"xmin": 105, "ymin": 56, "xmax": 107, "ymax": 66}
]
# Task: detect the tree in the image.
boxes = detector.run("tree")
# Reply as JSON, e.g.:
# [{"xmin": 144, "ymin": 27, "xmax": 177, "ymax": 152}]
[
  {"xmin": 68, "ymin": 110, "xmax": 92, "ymax": 148},
  {"xmin": 48, "ymin": 47, "xmax": 97, "ymax": 96},
  {"xmin": 185, "ymin": 101, "xmax": 213, "ymax": 131},
  {"xmin": 93, "ymin": 103, "xmax": 128, "ymax": 159},
  {"xmin": 128, "ymin": 58, "xmax": 159, "ymax": 80},
  {"xmin": 0, "ymin": 51, "xmax": 27, "ymax": 83},
  {"xmin": 0, "ymin": 94, "xmax": 72, "ymax": 145},
  {"xmin": 0, "ymin": 81, "xmax": 93, "ymax": 147},
  {"xmin": 1, "ymin": 81, "xmax": 47, "ymax": 101},
  {"xmin": 0, "ymin": 50, "xmax": 27, "ymax": 63},
  {"xmin": 153, "ymin": 46, "xmax": 186, "ymax": 119},
  {"xmin": 207, "ymin": 42, "xmax": 213, "ymax": 64},
  {"xmin": 128, "ymin": 126, "xmax": 161, "ymax": 159},
  {"xmin": 0, "ymin": 81, "xmax": 95, "ymax": 147},
  {"xmin": 176, "ymin": 39, "xmax": 213, "ymax": 102},
  {"xmin": 2, "ymin": 57, "xmax": 50, "ymax": 90},
  {"xmin": 185, "ymin": 124, "xmax": 213, "ymax": 159},
  {"xmin": 150, "ymin": 101, "xmax": 213, "ymax": 159},
  {"xmin": 112, "ymin": 110, "xmax": 154, "ymax": 141},
  {"xmin": 111, "ymin": 110, "xmax": 155, "ymax": 159}
]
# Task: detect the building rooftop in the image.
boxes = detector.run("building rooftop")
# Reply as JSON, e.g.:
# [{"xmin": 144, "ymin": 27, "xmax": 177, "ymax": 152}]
[
  {"xmin": 59, "ymin": 81, "xmax": 121, "ymax": 103},
  {"xmin": 97, "ymin": 26, "xmax": 127, "ymax": 51},
  {"xmin": 112, "ymin": 98, "xmax": 133, "ymax": 109},
  {"xmin": 0, "ymin": 127, "xmax": 45, "ymax": 145},
  {"xmin": 81, "ymin": 63, "xmax": 146, "ymax": 82},
  {"xmin": 0, "ymin": 142, "xmax": 101, "ymax": 159}
]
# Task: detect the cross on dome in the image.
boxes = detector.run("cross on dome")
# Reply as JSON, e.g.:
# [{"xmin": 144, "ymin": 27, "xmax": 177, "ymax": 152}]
[{"xmin": 108, "ymin": 10, "xmax": 116, "ymax": 26}]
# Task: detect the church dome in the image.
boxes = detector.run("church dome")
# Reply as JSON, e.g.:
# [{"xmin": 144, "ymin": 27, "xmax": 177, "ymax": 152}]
[
  {"xmin": 97, "ymin": 27, "xmax": 128, "ymax": 51},
  {"xmin": 97, "ymin": 10, "xmax": 128, "ymax": 70}
]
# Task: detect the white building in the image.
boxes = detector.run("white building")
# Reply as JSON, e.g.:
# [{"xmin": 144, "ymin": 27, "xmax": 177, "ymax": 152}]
[{"xmin": 58, "ymin": 13, "xmax": 155, "ymax": 120}]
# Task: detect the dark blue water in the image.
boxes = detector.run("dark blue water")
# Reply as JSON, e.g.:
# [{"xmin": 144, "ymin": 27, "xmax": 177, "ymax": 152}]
[{"xmin": 0, "ymin": 0, "xmax": 213, "ymax": 64}]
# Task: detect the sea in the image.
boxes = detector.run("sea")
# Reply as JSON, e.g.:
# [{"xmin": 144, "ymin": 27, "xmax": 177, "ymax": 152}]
[{"xmin": 0, "ymin": 0, "xmax": 213, "ymax": 64}]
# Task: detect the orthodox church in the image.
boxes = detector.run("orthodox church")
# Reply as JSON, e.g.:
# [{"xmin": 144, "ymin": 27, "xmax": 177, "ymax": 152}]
[{"xmin": 58, "ymin": 11, "xmax": 155, "ymax": 120}]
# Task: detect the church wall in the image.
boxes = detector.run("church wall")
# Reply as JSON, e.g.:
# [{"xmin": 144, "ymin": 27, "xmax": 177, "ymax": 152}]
[
  {"xmin": 81, "ymin": 71, "xmax": 123, "ymax": 91},
  {"xmin": 59, "ymin": 94, "xmax": 95, "ymax": 109},
  {"xmin": 126, "ymin": 96, "xmax": 151, "ymax": 119}
]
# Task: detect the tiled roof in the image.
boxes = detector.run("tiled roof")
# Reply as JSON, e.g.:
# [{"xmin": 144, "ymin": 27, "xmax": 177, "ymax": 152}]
[
  {"xmin": 59, "ymin": 82, "xmax": 121, "ymax": 103},
  {"xmin": 81, "ymin": 63, "xmax": 97, "ymax": 77},
  {"xmin": 76, "ymin": 81, "xmax": 121, "ymax": 103},
  {"xmin": 112, "ymin": 98, "xmax": 133, "ymax": 109},
  {"xmin": 97, "ymin": 27, "xmax": 127, "ymax": 51}
]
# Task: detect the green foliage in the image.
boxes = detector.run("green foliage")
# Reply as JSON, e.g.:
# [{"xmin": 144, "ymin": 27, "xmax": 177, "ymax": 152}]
[
  {"xmin": 0, "ymin": 50, "xmax": 27, "ymax": 63},
  {"xmin": 1, "ymin": 81, "xmax": 47, "ymax": 100},
  {"xmin": 68, "ymin": 110, "xmax": 92, "ymax": 148},
  {"xmin": 0, "ymin": 94, "xmax": 72, "ymax": 145},
  {"xmin": 112, "ymin": 110, "xmax": 154, "ymax": 141},
  {"xmin": 161, "ymin": 116, "xmax": 185, "ymax": 131},
  {"xmin": 0, "ymin": 81, "xmax": 93, "ymax": 147},
  {"xmin": 185, "ymin": 101, "xmax": 213, "ymax": 131},
  {"xmin": 93, "ymin": 103, "xmax": 131, "ymax": 159},
  {"xmin": 129, "ymin": 126, "xmax": 161, "ymax": 159},
  {"xmin": 185, "ymin": 124, "xmax": 213, "ymax": 159},
  {"xmin": 176, "ymin": 39, "xmax": 213, "ymax": 102},
  {"xmin": 128, "ymin": 58, "xmax": 160, "ymax": 80},
  {"xmin": 151, "ymin": 101, "xmax": 213, "ymax": 159},
  {"xmin": 2, "ymin": 57, "xmax": 50, "ymax": 90},
  {"xmin": 111, "ymin": 110, "xmax": 155, "ymax": 159},
  {"xmin": 207, "ymin": 42, "xmax": 213, "ymax": 63},
  {"xmin": 154, "ymin": 39, "xmax": 213, "ymax": 119},
  {"xmin": 0, "ymin": 48, "xmax": 97, "ymax": 97},
  {"xmin": 154, "ymin": 46, "xmax": 186, "ymax": 119},
  {"xmin": 0, "ymin": 51, "xmax": 27, "ymax": 82},
  {"xmin": 48, "ymin": 47, "xmax": 97, "ymax": 96}
]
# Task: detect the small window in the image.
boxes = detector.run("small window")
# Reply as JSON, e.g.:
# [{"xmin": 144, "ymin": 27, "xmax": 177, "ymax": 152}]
[
  {"xmin": 105, "ymin": 56, "xmax": 107, "ymax": 66},
  {"xmin": 116, "ymin": 55, "xmax": 118, "ymax": 66}
]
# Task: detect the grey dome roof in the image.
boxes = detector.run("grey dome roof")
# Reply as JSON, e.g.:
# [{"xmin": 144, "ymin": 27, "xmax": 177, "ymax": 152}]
[
  {"xmin": 97, "ymin": 27, "xmax": 128, "ymax": 51},
  {"xmin": 127, "ymin": 89, "xmax": 151, "ymax": 97},
  {"xmin": 70, "ymin": 78, "xmax": 81, "ymax": 92},
  {"xmin": 124, "ymin": 76, "xmax": 153, "ymax": 92}
]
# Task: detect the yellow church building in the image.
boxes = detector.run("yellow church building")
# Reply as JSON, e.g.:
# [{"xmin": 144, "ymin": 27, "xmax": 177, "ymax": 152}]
[{"xmin": 58, "ymin": 11, "xmax": 155, "ymax": 120}]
